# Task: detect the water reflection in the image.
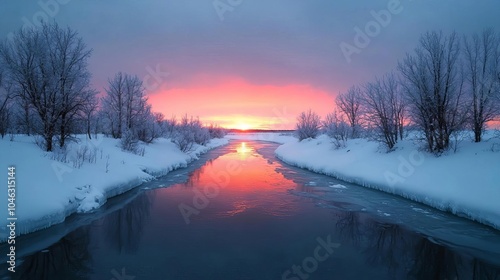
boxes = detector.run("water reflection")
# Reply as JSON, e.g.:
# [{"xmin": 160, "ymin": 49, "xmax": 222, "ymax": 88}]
[
  {"xmin": 6, "ymin": 140, "xmax": 500, "ymax": 279},
  {"xmin": 100, "ymin": 191, "xmax": 154, "ymax": 253},
  {"xmin": 332, "ymin": 210, "xmax": 500, "ymax": 279},
  {"xmin": 236, "ymin": 141, "xmax": 251, "ymax": 159},
  {"xmin": 13, "ymin": 227, "xmax": 92, "ymax": 280}
]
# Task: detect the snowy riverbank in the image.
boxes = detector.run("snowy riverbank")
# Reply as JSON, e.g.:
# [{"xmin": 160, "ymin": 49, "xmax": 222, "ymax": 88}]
[
  {"xmin": 228, "ymin": 132, "xmax": 500, "ymax": 229},
  {"xmin": 0, "ymin": 135, "xmax": 228, "ymax": 241},
  {"xmin": 273, "ymin": 133, "xmax": 500, "ymax": 230}
]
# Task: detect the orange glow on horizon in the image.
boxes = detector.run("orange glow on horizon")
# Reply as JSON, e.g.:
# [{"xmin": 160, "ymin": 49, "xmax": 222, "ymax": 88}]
[{"xmin": 147, "ymin": 76, "xmax": 336, "ymax": 130}]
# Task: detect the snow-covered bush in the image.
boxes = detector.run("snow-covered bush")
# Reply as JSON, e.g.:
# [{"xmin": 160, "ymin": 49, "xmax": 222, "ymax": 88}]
[
  {"xmin": 171, "ymin": 115, "xmax": 215, "ymax": 152},
  {"xmin": 163, "ymin": 117, "xmax": 177, "ymax": 138},
  {"xmin": 194, "ymin": 127, "xmax": 210, "ymax": 145},
  {"xmin": 172, "ymin": 128, "xmax": 194, "ymax": 152},
  {"xmin": 208, "ymin": 124, "xmax": 227, "ymax": 138},
  {"xmin": 295, "ymin": 109, "xmax": 321, "ymax": 141},
  {"xmin": 323, "ymin": 112, "xmax": 349, "ymax": 149},
  {"xmin": 171, "ymin": 115, "xmax": 196, "ymax": 152},
  {"xmin": 120, "ymin": 129, "xmax": 139, "ymax": 154}
]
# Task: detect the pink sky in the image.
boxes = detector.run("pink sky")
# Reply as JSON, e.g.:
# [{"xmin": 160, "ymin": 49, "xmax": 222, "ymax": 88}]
[{"xmin": 148, "ymin": 76, "xmax": 336, "ymax": 130}]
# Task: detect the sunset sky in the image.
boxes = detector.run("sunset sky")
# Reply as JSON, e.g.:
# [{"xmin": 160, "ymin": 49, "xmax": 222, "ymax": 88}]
[{"xmin": 1, "ymin": 1, "xmax": 500, "ymax": 129}]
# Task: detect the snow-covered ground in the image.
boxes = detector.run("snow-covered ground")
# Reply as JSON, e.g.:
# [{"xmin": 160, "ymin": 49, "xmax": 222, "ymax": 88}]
[
  {"xmin": 0, "ymin": 135, "xmax": 228, "ymax": 241},
  {"xmin": 2, "ymin": 131, "xmax": 498, "ymax": 240},
  {"xmin": 225, "ymin": 132, "xmax": 293, "ymax": 144},
  {"xmin": 228, "ymin": 132, "xmax": 500, "ymax": 230}
]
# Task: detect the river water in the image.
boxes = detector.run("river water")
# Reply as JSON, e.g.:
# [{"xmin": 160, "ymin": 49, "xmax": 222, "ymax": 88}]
[{"xmin": 2, "ymin": 141, "xmax": 500, "ymax": 280}]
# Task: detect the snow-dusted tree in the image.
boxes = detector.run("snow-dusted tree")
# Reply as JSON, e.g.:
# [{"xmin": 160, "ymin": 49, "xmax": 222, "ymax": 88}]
[
  {"xmin": 208, "ymin": 123, "xmax": 227, "ymax": 138},
  {"xmin": 102, "ymin": 72, "xmax": 149, "ymax": 140},
  {"xmin": 0, "ymin": 70, "xmax": 12, "ymax": 138},
  {"xmin": 336, "ymin": 86, "xmax": 363, "ymax": 138},
  {"xmin": 171, "ymin": 115, "xmax": 211, "ymax": 151},
  {"xmin": 398, "ymin": 31, "xmax": 468, "ymax": 154},
  {"xmin": 141, "ymin": 111, "xmax": 166, "ymax": 142},
  {"xmin": 463, "ymin": 28, "xmax": 500, "ymax": 142},
  {"xmin": 120, "ymin": 128, "xmax": 139, "ymax": 153},
  {"xmin": 322, "ymin": 111, "xmax": 350, "ymax": 149},
  {"xmin": 81, "ymin": 90, "xmax": 99, "ymax": 139},
  {"xmin": 362, "ymin": 72, "xmax": 406, "ymax": 151},
  {"xmin": 0, "ymin": 22, "xmax": 95, "ymax": 151},
  {"xmin": 13, "ymin": 94, "xmax": 36, "ymax": 135},
  {"xmin": 172, "ymin": 115, "xmax": 195, "ymax": 152},
  {"xmin": 295, "ymin": 109, "xmax": 321, "ymax": 141},
  {"xmin": 163, "ymin": 115, "xmax": 177, "ymax": 138},
  {"xmin": 44, "ymin": 23, "xmax": 96, "ymax": 147},
  {"xmin": 102, "ymin": 72, "xmax": 126, "ymax": 138},
  {"xmin": 136, "ymin": 106, "xmax": 163, "ymax": 143}
]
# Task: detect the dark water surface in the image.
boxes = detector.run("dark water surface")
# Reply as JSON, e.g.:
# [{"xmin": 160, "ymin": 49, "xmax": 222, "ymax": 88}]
[{"xmin": 2, "ymin": 141, "xmax": 500, "ymax": 280}]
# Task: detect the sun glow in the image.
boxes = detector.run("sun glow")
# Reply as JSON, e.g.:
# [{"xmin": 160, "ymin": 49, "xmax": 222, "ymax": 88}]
[{"xmin": 237, "ymin": 123, "xmax": 251, "ymax": 131}]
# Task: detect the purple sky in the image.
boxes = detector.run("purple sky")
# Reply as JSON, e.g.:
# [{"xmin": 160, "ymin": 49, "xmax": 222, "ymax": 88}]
[{"xmin": 1, "ymin": 0, "xmax": 500, "ymax": 128}]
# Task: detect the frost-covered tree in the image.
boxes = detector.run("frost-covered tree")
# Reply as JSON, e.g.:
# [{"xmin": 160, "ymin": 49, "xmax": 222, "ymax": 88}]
[
  {"xmin": 322, "ymin": 111, "xmax": 349, "ymax": 149},
  {"xmin": 463, "ymin": 28, "xmax": 500, "ymax": 142},
  {"xmin": 0, "ymin": 70, "xmax": 12, "ymax": 138},
  {"xmin": 81, "ymin": 90, "xmax": 99, "ymax": 139},
  {"xmin": 13, "ymin": 94, "xmax": 36, "ymax": 135},
  {"xmin": 295, "ymin": 109, "xmax": 321, "ymax": 141},
  {"xmin": 362, "ymin": 72, "xmax": 406, "ymax": 151},
  {"xmin": 171, "ymin": 115, "xmax": 211, "ymax": 152},
  {"xmin": 102, "ymin": 72, "xmax": 150, "ymax": 139},
  {"xmin": 398, "ymin": 31, "xmax": 468, "ymax": 154},
  {"xmin": 136, "ymin": 105, "xmax": 163, "ymax": 143},
  {"xmin": 163, "ymin": 115, "xmax": 177, "ymax": 139},
  {"xmin": 0, "ymin": 22, "xmax": 96, "ymax": 151},
  {"xmin": 208, "ymin": 123, "xmax": 227, "ymax": 138},
  {"xmin": 336, "ymin": 86, "xmax": 363, "ymax": 138},
  {"xmin": 102, "ymin": 72, "xmax": 125, "ymax": 138}
]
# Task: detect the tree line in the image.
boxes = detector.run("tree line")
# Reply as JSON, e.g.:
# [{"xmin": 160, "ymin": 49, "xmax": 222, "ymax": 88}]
[
  {"xmin": 297, "ymin": 29, "xmax": 500, "ymax": 154},
  {"xmin": 0, "ymin": 22, "xmax": 225, "ymax": 153}
]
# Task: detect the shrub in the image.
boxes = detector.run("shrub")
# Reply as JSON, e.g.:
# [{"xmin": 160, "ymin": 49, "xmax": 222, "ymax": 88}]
[
  {"xmin": 323, "ymin": 112, "xmax": 350, "ymax": 149},
  {"xmin": 296, "ymin": 109, "xmax": 321, "ymax": 141}
]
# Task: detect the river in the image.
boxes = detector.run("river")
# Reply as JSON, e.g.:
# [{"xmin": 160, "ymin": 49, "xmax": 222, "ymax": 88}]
[{"xmin": 2, "ymin": 140, "xmax": 500, "ymax": 280}]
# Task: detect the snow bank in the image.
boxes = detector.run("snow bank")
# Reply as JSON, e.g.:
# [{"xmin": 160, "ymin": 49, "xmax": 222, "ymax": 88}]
[
  {"xmin": 225, "ymin": 132, "xmax": 294, "ymax": 144},
  {"xmin": 0, "ymin": 135, "xmax": 228, "ymax": 241},
  {"xmin": 275, "ymin": 134, "xmax": 500, "ymax": 230}
]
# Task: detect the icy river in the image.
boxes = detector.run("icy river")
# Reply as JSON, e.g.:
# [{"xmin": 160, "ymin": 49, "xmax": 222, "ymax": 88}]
[{"xmin": 2, "ymin": 141, "xmax": 500, "ymax": 279}]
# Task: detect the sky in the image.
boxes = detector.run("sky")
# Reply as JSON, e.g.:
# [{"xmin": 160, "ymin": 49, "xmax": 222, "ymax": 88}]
[{"xmin": 1, "ymin": 0, "xmax": 500, "ymax": 129}]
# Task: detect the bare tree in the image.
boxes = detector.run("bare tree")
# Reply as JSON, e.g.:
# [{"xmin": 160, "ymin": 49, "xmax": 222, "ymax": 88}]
[
  {"xmin": 171, "ymin": 115, "xmax": 208, "ymax": 152},
  {"xmin": 47, "ymin": 23, "xmax": 96, "ymax": 147},
  {"xmin": 0, "ymin": 22, "xmax": 95, "ymax": 150},
  {"xmin": 102, "ymin": 72, "xmax": 154, "ymax": 144},
  {"xmin": 463, "ymin": 28, "xmax": 500, "ymax": 142},
  {"xmin": 295, "ymin": 109, "xmax": 321, "ymax": 141},
  {"xmin": 0, "ymin": 70, "xmax": 12, "ymax": 138},
  {"xmin": 102, "ymin": 72, "xmax": 126, "ymax": 138},
  {"xmin": 362, "ymin": 72, "xmax": 406, "ymax": 151},
  {"xmin": 81, "ymin": 90, "xmax": 99, "ymax": 139},
  {"xmin": 323, "ymin": 111, "xmax": 350, "ymax": 149},
  {"xmin": 398, "ymin": 31, "xmax": 467, "ymax": 154},
  {"xmin": 336, "ymin": 85, "xmax": 363, "ymax": 138},
  {"xmin": 14, "ymin": 94, "xmax": 36, "ymax": 135}
]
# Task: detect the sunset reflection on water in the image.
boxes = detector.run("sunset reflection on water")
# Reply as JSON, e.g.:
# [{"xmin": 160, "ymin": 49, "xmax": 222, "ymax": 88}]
[{"xmin": 163, "ymin": 141, "xmax": 301, "ymax": 219}]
